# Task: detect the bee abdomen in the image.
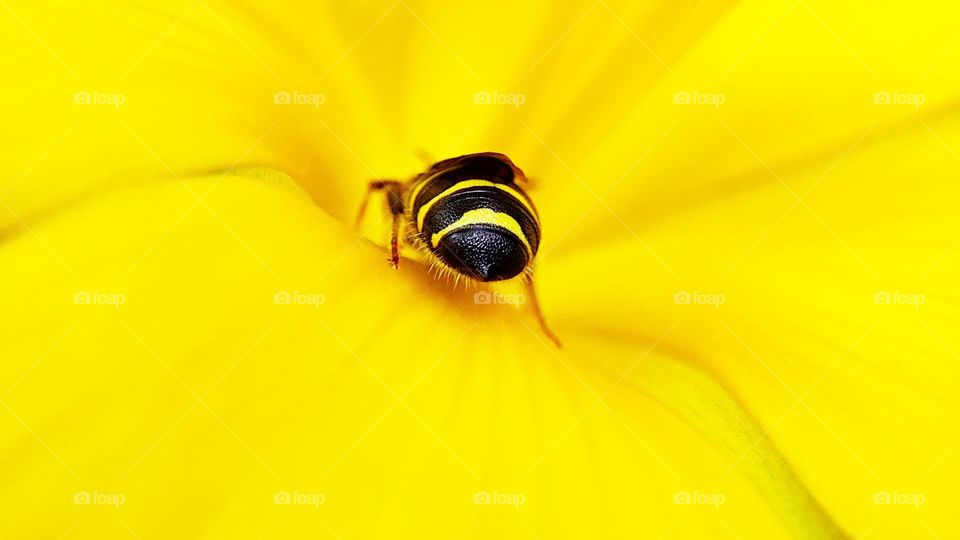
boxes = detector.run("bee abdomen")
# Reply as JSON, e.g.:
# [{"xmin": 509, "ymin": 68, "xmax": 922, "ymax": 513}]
[
  {"xmin": 421, "ymin": 185, "xmax": 539, "ymax": 281},
  {"xmin": 409, "ymin": 153, "xmax": 542, "ymax": 282}
]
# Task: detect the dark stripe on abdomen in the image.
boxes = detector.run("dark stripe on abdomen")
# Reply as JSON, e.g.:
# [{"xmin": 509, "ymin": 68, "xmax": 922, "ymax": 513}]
[{"xmin": 412, "ymin": 154, "xmax": 517, "ymax": 217}]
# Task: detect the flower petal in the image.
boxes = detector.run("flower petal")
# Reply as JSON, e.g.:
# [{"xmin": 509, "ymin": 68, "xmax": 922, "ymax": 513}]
[
  {"xmin": 511, "ymin": 0, "xmax": 960, "ymax": 248},
  {"xmin": 544, "ymin": 107, "xmax": 960, "ymax": 537},
  {"xmin": 1, "ymin": 170, "xmax": 843, "ymax": 538},
  {"xmin": 0, "ymin": 0, "xmax": 411, "ymax": 231}
]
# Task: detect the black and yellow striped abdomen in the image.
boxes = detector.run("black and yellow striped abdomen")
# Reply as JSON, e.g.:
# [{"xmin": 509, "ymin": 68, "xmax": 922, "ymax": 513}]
[{"xmin": 408, "ymin": 153, "xmax": 540, "ymax": 282}]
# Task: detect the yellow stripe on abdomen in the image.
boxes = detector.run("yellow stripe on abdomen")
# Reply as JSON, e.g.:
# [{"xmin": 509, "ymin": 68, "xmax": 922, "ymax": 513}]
[
  {"xmin": 430, "ymin": 208, "xmax": 532, "ymax": 255},
  {"xmin": 416, "ymin": 179, "xmax": 536, "ymax": 231}
]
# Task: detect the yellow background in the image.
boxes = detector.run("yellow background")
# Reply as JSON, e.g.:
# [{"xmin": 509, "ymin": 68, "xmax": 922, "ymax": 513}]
[{"xmin": 1, "ymin": 0, "xmax": 959, "ymax": 538}]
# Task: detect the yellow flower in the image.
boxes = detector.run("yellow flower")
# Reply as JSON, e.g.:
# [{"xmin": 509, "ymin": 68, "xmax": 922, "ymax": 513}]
[{"xmin": 2, "ymin": 0, "xmax": 959, "ymax": 538}]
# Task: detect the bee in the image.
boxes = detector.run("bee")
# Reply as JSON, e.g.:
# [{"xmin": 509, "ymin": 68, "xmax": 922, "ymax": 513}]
[{"xmin": 355, "ymin": 152, "xmax": 561, "ymax": 347}]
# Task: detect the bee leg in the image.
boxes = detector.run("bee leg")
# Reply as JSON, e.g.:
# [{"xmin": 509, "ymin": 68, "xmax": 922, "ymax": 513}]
[
  {"xmin": 523, "ymin": 274, "xmax": 562, "ymax": 348},
  {"xmin": 389, "ymin": 211, "xmax": 402, "ymax": 269},
  {"xmin": 356, "ymin": 180, "xmax": 406, "ymax": 269},
  {"xmin": 385, "ymin": 184, "xmax": 405, "ymax": 269},
  {"xmin": 415, "ymin": 148, "xmax": 435, "ymax": 166},
  {"xmin": 354, "ymin": 180, "xmax": 403, "ymax": 230}
]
